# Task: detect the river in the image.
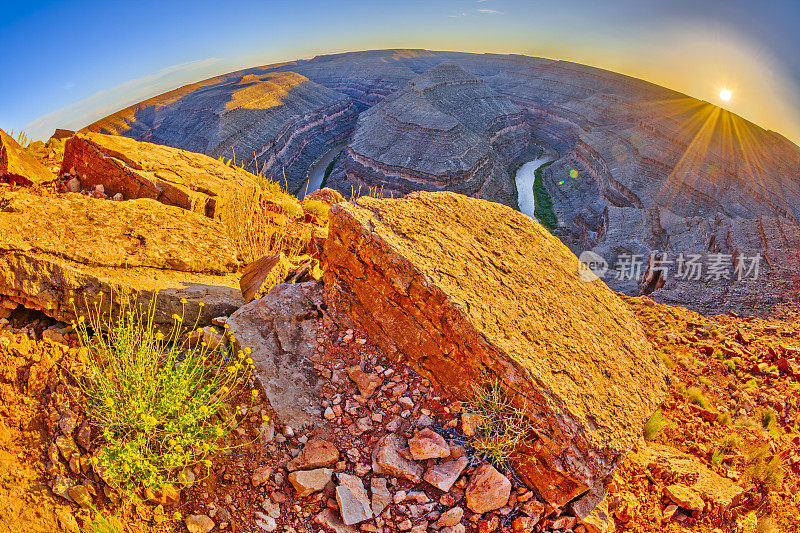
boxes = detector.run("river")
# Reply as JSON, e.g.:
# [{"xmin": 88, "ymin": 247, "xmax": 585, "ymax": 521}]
[
  {"xmin": 514, "ymin": 155, "xmax": 556, "ymax": 221},
  {"xmin": 298, "ymin": 144, "xmax": 346, "ymax": 200}
]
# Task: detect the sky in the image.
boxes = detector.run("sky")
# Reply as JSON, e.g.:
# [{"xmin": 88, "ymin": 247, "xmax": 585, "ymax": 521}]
[{"xmin": 1, "ymin": 0, "xmax": 799, "ymax": 145}]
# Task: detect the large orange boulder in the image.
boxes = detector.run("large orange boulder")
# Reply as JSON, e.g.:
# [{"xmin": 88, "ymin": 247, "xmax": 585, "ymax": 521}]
[{"xmin": 322, "ymin": 191, "xmax": 668, "ymax": 506}]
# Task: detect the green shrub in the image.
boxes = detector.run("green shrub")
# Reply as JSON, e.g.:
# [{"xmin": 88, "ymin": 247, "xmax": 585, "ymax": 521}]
[
  {"xmin": 687, "ymin": 387, "xmax": 709, "ymax": 409},
  {"xmin": 723, "ymin": 359, "xmax": 736, "ymax": 371},
  {"xmin": 302, "ymin": 199, "xmax": 330, "ymax": 219},
  {"xmin": 71, "ymin": 294, "xmax": 260, "ymax": 491},
  {"xmin": 82, "ymin": 507, "xmax": 123, "ymax": 533},
  {"xmin": 717, "ymin": 411, "xmax": 732, "ymax": 426},
  {"xmin": 744, "ymin": 378, "xmax": 758, "ymax": 389},
  {"xmin": 278, "ymin": 198, "xmax": 302, "ymax": 219},
  {"xmin": 762, "ymin": 408, "xmax": 777, "ymax": 430},
  {"xmin": 745, "ymin": 444, "xmax": 785, "ymax": 489},
  {"xmin": 467, "ymin": 380, "xmax": 534, "ymax": 469},
  {"xmin": 643, "ymin": 411, "xmax": 664, "ymax": 441}
]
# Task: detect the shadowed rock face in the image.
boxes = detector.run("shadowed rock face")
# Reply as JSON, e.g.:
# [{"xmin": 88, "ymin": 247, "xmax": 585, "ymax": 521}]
[
  {"xmin": 84, "ymin": 71, "xmax": 358, "ymax": 194},
  {"xmin": 322, "ymin": 191, "xmax": 668, "ymax": 505},
  {"xmin": 328, "ymin": 64, "xmax": 536, "ymax": 205},
  {"xmin": 86, "ymin": 49, "xmax": 800, "ymax": 315}
]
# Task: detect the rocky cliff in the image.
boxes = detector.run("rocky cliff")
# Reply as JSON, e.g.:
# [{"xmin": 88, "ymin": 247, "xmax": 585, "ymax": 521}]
[
  {"xmin": 326, "ymin": 64, "xmax": 536, "ymax": 205},
  {"xmin": 84, "ymin": 49, "xmax": 800, "ymax": 315},
  {"xmin": 323, "ymin": 191, "xmax": 668, "ymax": 506},
  {"xmin": 84, "ymin": 71, "xmax": 358, "ymax": 194}
]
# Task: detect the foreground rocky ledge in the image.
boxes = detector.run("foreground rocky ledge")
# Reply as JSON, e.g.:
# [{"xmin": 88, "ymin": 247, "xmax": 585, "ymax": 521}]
[
  {"xmin": 322, "ymin": 191, "xmax": 669, "ymax": 505},
  {"xmin": 0, "ymin": 189, "xmax": 242, "ymax": 325},
  {"xmin": 60, "ymin": 132, "xmax": 260, "ymax": 228}
]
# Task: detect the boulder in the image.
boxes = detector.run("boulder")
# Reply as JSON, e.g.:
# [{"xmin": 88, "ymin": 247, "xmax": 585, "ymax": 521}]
[
  {"xmin": 226, "ymin": 282, "xmax": 324, "ymax": 428},
  {"xmin": 465, "ymin": 464, "xmax": 511, "ymax": 514},
  {"xmin": 423, "ymin": 456, "xmax": 469, "ymax": 492},
  {"xmin": 625, "ymin": 443, "xmax": 743, "ymax": 510},
  {"xmin": 408, "ymin": 428, "xmax": 450, "ymax": 460},
  {"xmin": 335, "ymin": 473, "xmax": 373, "ymax": 525},
  {"xmin": 60, "ymin": 132, "xmax": 260, "ymax": 229},
  {"xmin": 0, "ymin": 189, "xmax": 242, "ymax": 326},
  {"xmin": 287, "ymin": 439, "xmax": 339, "ymax": 471},
  {"xmin": 305, "ymin": 187, "xmax": 345, "ymax": 205},
  {"xmin": 323, "ymin": 191, "xmax": 668, "ymax": 506},
  {"xmin": 289, "ymin": 468, "xmax": 332, "ymax": 497},
  {"xmin": 239, "ymin": 253, "xmax": 292, "ymax": 303},
  {"xmin": 0, "ymin": 129, "xmax": 53, "ymax": 185},
  {"xmin": 372, "ymin": 434, "xmax": 424, "ymax": 483}
]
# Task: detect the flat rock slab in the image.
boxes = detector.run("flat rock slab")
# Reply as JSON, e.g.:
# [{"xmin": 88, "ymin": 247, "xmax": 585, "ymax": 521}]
[
  {"xmin": 0, "ymin": 129, "xmax": 53, "ymax": 186},
  {"xmin": 627, "ymin": 443, "xmax": 743, "ymax": 510},
  {"xmin": 61, "ymin": 132, "xmax": 260, "ymax": 228},
  {"xmin": 0, "ymin": 189, "xmax": 242, "ymax": 325},
  {"xmin": 323, "ymin": 191, "xmax": 668, "ymax": 505},
  {"xmin": 226, "ymin": 282, "xmax": 324, "ymax": 428}
]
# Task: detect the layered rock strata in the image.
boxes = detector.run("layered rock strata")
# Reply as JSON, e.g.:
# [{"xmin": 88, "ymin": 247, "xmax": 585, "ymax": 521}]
[
  {"xmin": 83, "ymin": 72, "xmax": 358, "ymax": 194},
  {"xmin": 322, "ymin": 191, "xmax": 668, "ymax": 506},
  {"xmin": 60, "ymin": 132, "xmax": 261, "ymax": 229},
  {"xmin": 329, "ymin": 64, "xmax": 535, "ymax": 206},
  {"xmin": 0, "ymin": 189, "xmax": 242, "ymax": 325}
]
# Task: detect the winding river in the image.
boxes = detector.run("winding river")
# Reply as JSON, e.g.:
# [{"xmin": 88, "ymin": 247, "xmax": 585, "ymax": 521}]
[
  {"xmin": 514, "ymin": 155, "xmax": 556, "ymax": 221},
  {"xmin": 298, "ymin": 144, "xmax": 346, "ymax": 200}
]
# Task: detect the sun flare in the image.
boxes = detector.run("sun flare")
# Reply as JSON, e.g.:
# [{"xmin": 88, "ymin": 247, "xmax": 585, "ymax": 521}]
[{"xmin": 719, "ymin": 88, "xmax": 732, "ymax": 102}]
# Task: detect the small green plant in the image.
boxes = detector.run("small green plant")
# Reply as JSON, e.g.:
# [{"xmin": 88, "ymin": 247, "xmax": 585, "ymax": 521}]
[
  {"xmin": 717, "ymin": 411, "xmax": 733, "ymax": 426},
  {"xmin": 744, "ymin": 378, "xmax": 758, "ymax": 389},
  {"xmin": 71, "ymin": 293, "xmax": 261, "ymax": 491},
  {"xmin": 467, "ymin": 380, "xmax": 534, "ymax": 469},
  {"xmin": 643, "ymin": 411, "xmax": 664, "ymax": 441},
  {"xmin": 719, "ymin": 434, "xmax": 740, "ymax": 453},
  {"xmin": 661, "ymin": 354, "xmax": 676, "ymax": 369},
  {"xmin": 698, "ymin": 376, "xmax": 713, "ymax": 387},
  {"xmin": 302, "ymin": 199, "xmax": 330, "ymax": 219},
  {"xmin": 762, "ymin": 408, "xmax": 777, "ymax": 430},
  {"xmin": 744, "ymin": 444, "xmax": 784, "ymax": 489},
  {"xmin": 687, "ymin": 387, "xmax": 709, "ymax": 408},
  {"xmin": 741, "ymin": 512, "xmax": 758, "ymax": 533},
  {"xmin": 82, "ymin": 507, "xmax": 123, "ymax": 533},
  {"xmin": 723, "ymin": 359, "xmax": 736, "ymax": 371},
  {"xmin": 278, "ymin": 197, "xmax": 302, "ymax": 218}
]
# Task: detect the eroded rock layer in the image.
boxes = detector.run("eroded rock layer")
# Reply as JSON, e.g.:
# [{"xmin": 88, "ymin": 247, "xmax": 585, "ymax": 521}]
[
  {"xmin": 83, "ymin": 71, "xmax": 358, "ymax": 193},
  {"xmin": 0, "ymin": 189, "xmax": 242, "ymax": 325},
  {"xmin": 328, "ymin": 64, "xmax": 535, "ymax": 205},
  {"xmin": 60, "ymin": 132, "xmax": 260, "ymax": 229},
  {"xmin": 322, "ymin": 191, "xmax": 668, "ymax": 505},
  {"xmin": 85, "ymin": 49, "xmax": 800, "ymax": 315}
]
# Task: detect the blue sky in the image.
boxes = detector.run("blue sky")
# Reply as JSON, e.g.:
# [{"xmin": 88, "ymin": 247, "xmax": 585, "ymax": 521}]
[{"xmin": 1, "ymin": 0, "xmax": 799, "ymax": 144}]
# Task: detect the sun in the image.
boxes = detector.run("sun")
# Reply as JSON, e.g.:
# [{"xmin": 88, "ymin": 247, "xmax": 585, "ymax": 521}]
[{"xmin": 719, "ymin": 88, "xmax": 732, "ymax": 102}]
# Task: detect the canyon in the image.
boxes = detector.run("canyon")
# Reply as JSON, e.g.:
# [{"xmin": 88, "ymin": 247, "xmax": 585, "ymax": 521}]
[{"xmin": 83, "ymin": 48, "xmax": 800, "ymax": 315}]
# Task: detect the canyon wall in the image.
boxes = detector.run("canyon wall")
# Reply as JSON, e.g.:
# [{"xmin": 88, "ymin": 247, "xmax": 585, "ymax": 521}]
[{"xmin": 84, "ymin": 49, "xmax": 800, "ymax": 315}]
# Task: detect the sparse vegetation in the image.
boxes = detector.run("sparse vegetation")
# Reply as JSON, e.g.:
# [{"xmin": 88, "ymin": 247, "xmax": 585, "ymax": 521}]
[
  {"xmin": 70, "ymin": 293, "xmax": 261, "ymax": 491},
  {"xmin": 302, "ymin": 199, "xmax": 330, "ymax": 219},
  {"xmin": 687, "ymin": 387, "xmax": 709, "ymax": 409},
  {"xmin": 716, "ymin": 411, "xmax": 733, "ymax": 426},
  {"xmin": 762, "ymin": 407, "xmax": 777, "ymax": 430},
  {"xmin": 82, "ymin": 507, "xmax": 124, "ymax": 533},
  {"xmin": 745, "ymin": 444, "xmax": 785, "ymax": 489},
  {"xmin": 533, "ymin": 161, "xmax": 557, "ymax": 232},
  {"xmin": 643, "ymin": 411, "xmax": 664, "ymax": 441},
  {"xmin": 467, "ymin": 380, "xmax": 534, "ymax": 469}
]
